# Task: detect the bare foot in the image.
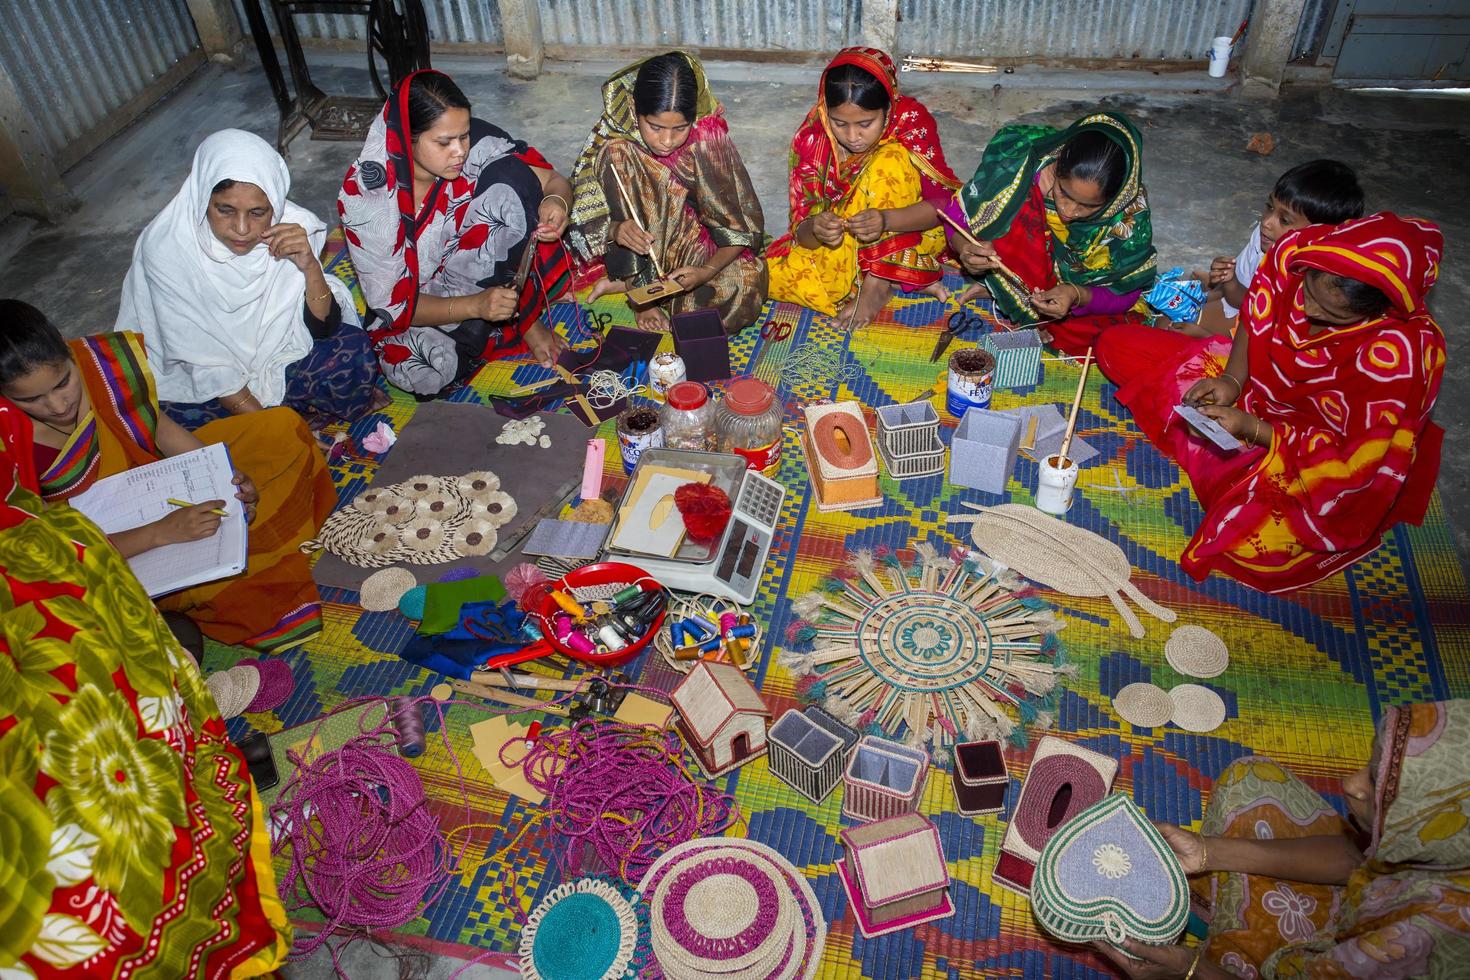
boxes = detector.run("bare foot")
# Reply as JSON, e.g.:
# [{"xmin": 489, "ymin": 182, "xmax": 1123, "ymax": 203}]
[
  {"xmin": 920, "ymin": 280, "xmax": 951, "ymax": 303},
  {"xmin": 835, "ymin": 274, "xmax": 893, "ymax": 331},
  {"xmin": 587, "ymin": 276, "xmax": 628, "ymax": 303},
  {"xmin": 954, "ymin": 283, "xmax": 991, "ymax": 305},
  {"xmin": 524, "ymin": 320, "xmax": 568, "ymax": 367},
  {"xmin": 633, "ymin": 304, "xmax": 671, "ymax": 332}
]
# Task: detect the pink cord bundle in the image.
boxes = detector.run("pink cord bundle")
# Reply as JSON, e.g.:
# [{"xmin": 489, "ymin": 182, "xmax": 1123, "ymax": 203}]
[
  {"xmin": 517, "ymin": 720, "xmax": 738, "ymax": 884},
  {"xmin": 272, "ymin": 732, "xmax": 450, "ymax": 964}
]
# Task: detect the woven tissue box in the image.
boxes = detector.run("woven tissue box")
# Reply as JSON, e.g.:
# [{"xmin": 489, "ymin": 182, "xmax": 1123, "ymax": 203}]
[
  {"xmin": 980, "ymin": 328, "xmax": 1043, "ymax": 389},
  {"xmin": 949, "ymin": 407, "xmax": 1021, "ymax": 495},
  {"xmin": 837, "ymin": 812, "xmax": 954, "ymax": 938},
  {"xmin": 995, "ymin": 735, "xmax": 1118, "ymax": 896},
  {"xmin": 876, "ymin": 400, "xmax": 945, "ymax": 480},
  {"xmin": 1032, "ymin": 794, "xmax": 1190, "ymax": 951},
  {"xmin": 842, "ymin": 736, "xmax": 929, "ymax": 822},
  {"xmin": 768, "ymin": 706, "xmax": 858, "ymax": 803},
  {"xmin": 801, "ymin": 401, "xmax": 882, "ymax": 512},
  {"xmin": 951, "ymin": 739, "xmax": 1008, "ymax": 816}
]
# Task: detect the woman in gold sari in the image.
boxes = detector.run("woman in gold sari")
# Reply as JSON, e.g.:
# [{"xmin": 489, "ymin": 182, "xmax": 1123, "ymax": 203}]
[
  {"xmin": 570, "ymin": 51, "xmax": 767, "ymax": 332},
  {"xmin": 0, "ymin": 299, "xmax": 333, "ymax": 652},
  {"xmin": 766, "ymin": 47, "xmax": 960, "ymax": 328}
]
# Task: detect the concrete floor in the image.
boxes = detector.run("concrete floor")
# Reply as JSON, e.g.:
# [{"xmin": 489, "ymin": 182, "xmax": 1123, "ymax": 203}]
[{"xmin": 1, "ymin": 50, "xmax": 1467, "ymax": 972}]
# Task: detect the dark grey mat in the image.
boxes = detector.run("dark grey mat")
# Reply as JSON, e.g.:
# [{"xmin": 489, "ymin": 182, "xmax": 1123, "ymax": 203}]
[{"xmin": 312, "ymin": 402, "xmax": 588, "ymax": 592}]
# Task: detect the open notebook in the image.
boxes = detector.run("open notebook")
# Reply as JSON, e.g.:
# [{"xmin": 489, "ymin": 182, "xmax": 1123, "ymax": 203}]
[{"xmin": 68, "ymin": 443, "xmax": 248, "ymax": 597}]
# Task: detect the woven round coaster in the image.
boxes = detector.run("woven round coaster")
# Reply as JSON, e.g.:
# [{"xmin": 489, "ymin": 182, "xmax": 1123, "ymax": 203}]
[
  {"xmin": 240, "ymin": 658, "xmax": 295, "ymax": 713},
  {"xmin": 360, "ymin": 567, "xmax": 418, "ymax": 612},
  {"xmin": 519, "ymin": 878, "xmax": 637, "ymax": 980},
  {"xmin": 1165, "ymin": 625, "xmax": 1229, "ymax": 679},
  {"xmin": 1169, "ymin": 684, "xmax": 1227, "ymax": 733},
  {"xmin": 639, "ymin": 838, "xmax": 825, "ymax": 980},
  {"xmin": 206, "ymin": 664, "xmax": 261, "ymax": 719},
  {"xmin": 1113, "ymin": 682, "xmax": 1174, "ymax": 728}
]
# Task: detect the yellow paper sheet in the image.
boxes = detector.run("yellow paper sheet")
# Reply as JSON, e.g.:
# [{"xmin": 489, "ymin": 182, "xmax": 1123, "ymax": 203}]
[
  {"xmin": 469, "ymin": 716, "xmax": 545, "ymax": 805},
  {"xmin": 614, "ymin": 692, "xmax": 674, "ymax": 729}
]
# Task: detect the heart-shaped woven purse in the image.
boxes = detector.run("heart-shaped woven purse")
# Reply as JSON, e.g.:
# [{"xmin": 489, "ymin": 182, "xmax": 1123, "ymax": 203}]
[{"xmin": 1031, "ymin": 794, "xmax": 1189, "ymax": 949}]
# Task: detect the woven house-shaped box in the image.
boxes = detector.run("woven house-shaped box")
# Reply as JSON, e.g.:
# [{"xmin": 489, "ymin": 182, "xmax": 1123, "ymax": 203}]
[
  {"xmin": 980, "ymin": 328, "xmax": 1043, "ymax": 389},
  {"xmin": 767, "ymin": 706, "xmax": 859, "ymax": 803},
  {"xmin": 951, "ymin": 739, "xmax": 1009, "ymax": 815},
  {"xmin": 671, "ymin": 660, "xmax": 771, "ymax": 778},
  {"xmin": 836, "ymin": 812, "xmax": 954, "ymax": 937},
  {"xmin": 800, "ymin": 401, "xmax": 881, "ymax": 512},
  {"xmin": 875, "ymin": 400, "xmax": 944, "ymax": 480},
  {"xmin": 842, "ymin": 736, "xmax": 929, "ymax": 822},
  {"xmin": 950, "ymin": 407, "xmax": 1021, "ymax": 495}
]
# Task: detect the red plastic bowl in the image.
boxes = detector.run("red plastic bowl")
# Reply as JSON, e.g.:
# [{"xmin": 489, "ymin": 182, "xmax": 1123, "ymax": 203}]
[{"xmin": 482, "ymin": 561, "xmax": 666, "ymax": 670}]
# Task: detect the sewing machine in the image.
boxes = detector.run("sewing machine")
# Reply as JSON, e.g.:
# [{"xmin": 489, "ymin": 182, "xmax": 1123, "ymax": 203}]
[{"xmin": 604, "ymin": 449, "xmax": 784, "ymax": 605}]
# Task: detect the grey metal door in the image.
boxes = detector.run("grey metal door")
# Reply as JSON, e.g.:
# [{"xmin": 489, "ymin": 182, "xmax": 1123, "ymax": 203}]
[{"xmin": 1327, "ymin": 0, "xmax": 1470, "ymax": 81}]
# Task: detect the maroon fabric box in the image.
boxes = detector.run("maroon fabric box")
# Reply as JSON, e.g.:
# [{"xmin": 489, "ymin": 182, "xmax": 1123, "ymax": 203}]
[
  {"xmin": 672, "ymin": 308, "xmax": 731, "ymax": 383},
  {"xmin": 951, "ymin": 739, "xmax": 1009, "ymax": 815}
]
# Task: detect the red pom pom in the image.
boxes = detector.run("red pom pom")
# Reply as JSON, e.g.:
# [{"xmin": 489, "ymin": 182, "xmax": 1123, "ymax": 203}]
[{"xmin": 674, "ymin": 483, "xmax": 733, "ymax": 545}]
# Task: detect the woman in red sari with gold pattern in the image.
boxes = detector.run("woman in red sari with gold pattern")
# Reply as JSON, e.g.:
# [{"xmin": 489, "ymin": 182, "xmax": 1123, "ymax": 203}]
[
  {"xmin": 767, "ymin": 46, "xmax": 960, "ymax": 327},
  {"xmin": 1096, "ymin": 213, "xmax": 1445, "ymax": 593}
]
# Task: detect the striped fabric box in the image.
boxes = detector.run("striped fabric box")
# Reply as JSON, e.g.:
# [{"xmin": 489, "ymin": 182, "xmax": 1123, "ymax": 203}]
[
  {"xmin": 981, "ymin": 329, "xmax": 1043, "ymax": 389},
  {"xmin": 841, "ymin": 736, "xmax": 929, "ymax": 822},
  {"xmin": 767, "ymin": 706, "xmax": 856, "ymax": 803}
]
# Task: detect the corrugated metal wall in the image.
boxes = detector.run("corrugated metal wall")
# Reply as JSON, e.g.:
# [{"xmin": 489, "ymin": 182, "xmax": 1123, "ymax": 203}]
[
  {"xmin": 897, "ymin": 0, "xmax": 1253, "ymax": 61},
  {"xmin": 229, "ymin": 0, "xmax": 502, "ymax": 44},
  {"xmin": 538, "ymin": 0, "xmax": 858, "ymax": 52},
  {"xmin": 0, "ymin": 0, "xmax": 202, "ymax": 167}
]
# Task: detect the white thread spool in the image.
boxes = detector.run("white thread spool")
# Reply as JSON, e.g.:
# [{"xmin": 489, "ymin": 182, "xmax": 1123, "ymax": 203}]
[
  {"xmin": 1208, "ymin": 36, "xmax": 1232, "ymax": 78},
  {"xmin": 1036, "ymin": 453, "xmax": 1079, "ymax": 515},
  {"xmin": 647, "ymin": 352, "xmax": 687, "ymax": 402}
]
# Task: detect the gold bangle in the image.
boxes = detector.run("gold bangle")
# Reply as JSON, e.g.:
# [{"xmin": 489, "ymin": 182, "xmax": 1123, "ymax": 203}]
[
  {"xmin": 307, "ymin": 288, "xmax": 332, "ymax": 304},
  {"xmin": 542, "ymin": 193, "xmax": 569, "ymax": 212},
  {"xmin": 1252, "ymin": 416, "xmax": 1262, "ymax": 445},
  {"xmin": 1199, "ymin": 836, "xmax": 1208, "ymax": 873},
  {"xmin": 1219, "ymin": 373, "xmax": 1242, "ymax": 396},
  {"xmin": 1184, "ymin": 945, "xmax": 1205, "ymax": 980},
  {"xmin": 448, "ymin": 298, "xmax": 456, "ymax": 321},
  {"xmin": 1069, "ymin": 282, "xmax": 1086, "ymax": 307}
]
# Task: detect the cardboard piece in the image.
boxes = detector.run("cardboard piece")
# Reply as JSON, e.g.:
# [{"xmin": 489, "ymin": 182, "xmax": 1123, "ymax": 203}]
[
  {"xmin": 998, "ymin": 404, "xmax": 1100, "ymax": 466},
  {"xmin": 1174, "ymin": 404, "xmax": 1243, "ymax": 451},
  {"xmin": 608, "ymin": 471, "xmax": 690, "ymax": 557},
  {"xmin": 614, "ymin": 692, "xmax": 675, "ymax": 729},
  {"xmin": 469, "ymin": 715, "xmax": 545, "ymax": 804},
  {"xmin": 628, "ymin": 277, "xmax": 689, "ymax": 307}
]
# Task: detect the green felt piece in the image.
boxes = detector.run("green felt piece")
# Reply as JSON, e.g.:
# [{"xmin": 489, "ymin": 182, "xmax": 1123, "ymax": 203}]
[{"xmin": 416, "ymin": 575, "xmax": 507, "ymax": 635}]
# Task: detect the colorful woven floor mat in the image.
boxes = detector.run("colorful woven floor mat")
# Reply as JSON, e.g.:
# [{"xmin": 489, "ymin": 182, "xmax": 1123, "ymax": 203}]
[{"xmin": 214, "ymin": 239, "xmax": 1470, "ymax": 978}]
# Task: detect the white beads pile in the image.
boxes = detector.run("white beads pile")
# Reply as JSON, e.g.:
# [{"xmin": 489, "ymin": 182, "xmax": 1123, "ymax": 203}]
[{"xmin": 497, "ymin": 415, "xmax": 552, "ymax": 449}]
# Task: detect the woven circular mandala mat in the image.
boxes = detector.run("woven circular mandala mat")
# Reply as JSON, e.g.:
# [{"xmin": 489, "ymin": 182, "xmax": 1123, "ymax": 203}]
[
  {"xmin": 1113, "ymin": 682, "xmax": 1175, "ymax": 728},
  {"xmin": 518, "ymin": 878, "xmax": 637, "ymax": 980},
  {"xmin": 1169, "ymin": 684, "xmax": 1228, "ymax": 733},
  {"xmin": 359, "ymin": 567, "xmax": 418, "ymax": 612},
  {"xmin": 639, "ymin": 838, "xmax": 825, "ymax": 980},
  {"xmin": 1165, "ymin": 625, "xmax": 1230, "ymax": 679}
]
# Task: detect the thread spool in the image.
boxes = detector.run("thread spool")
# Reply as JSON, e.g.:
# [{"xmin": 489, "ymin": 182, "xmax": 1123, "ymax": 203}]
[
  {"xmin": 725, "ymin": 624, "xmax": 756, "ymax": 640},
  {"xmin": 690, "ymin": 614, "xmax": 718, "ymax": 637},
  {"xmin": 552, "ymin": 614, "xmax": 575, "ymax": 641},
  {"xmin": 598, "ymin": 624, "xmax": 628, "ymax": 651},
  {"xmin": 718, "ymin": 612, "xmax": 739, "ymax": 636},
  {"xmin": 551, "ymin": 590, "xmax": 587, "ymax": 619},
  {"xmin": 610, "ymin": 584, "xmax": 642, "ymax": 604},
  {"xmin": 387, "ymin": 696, "xmax": 426, "ymax": 758},
  {"xmin": 564, "ymin": 630, "xmax": 597, "ymax": 656},
  {"xmin": 669, "ymin": 620, "xmax": 687, "ymax": 647}
]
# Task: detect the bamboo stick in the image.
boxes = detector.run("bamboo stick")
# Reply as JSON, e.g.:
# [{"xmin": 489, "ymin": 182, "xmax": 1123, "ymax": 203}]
[
  {"xmin": 450, "ymin": 679, "xmax": 570, "ymax": 716},
  {"xmin": 1058, "ymin": 347, "xmax": 1094, "ymax": 465},
  {"xmin": 608, "ymin": 164, "xmax": 665, "ymax": 279}
]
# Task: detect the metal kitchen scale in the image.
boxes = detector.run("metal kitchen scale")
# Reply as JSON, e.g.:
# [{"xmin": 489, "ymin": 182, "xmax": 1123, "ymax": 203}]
[{"xmin": 603, "ymin": 448, "xmax": 785, "ymax": 605}]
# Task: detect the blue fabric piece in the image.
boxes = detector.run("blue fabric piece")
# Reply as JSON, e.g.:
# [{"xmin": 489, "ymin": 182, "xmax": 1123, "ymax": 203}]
[{"xmin": 443, "ymin": 599, "xmax": 525, "ymax": 642}]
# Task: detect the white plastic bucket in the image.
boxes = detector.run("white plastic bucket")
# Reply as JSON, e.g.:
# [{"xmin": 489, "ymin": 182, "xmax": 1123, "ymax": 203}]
[
  {"xmin": 1036, "ymin": 453, "xmax": 1079, "ymax": 515},
  {"xmin": 1208, "ymin": 36, "xmax": 1232, "ymax": 78}
]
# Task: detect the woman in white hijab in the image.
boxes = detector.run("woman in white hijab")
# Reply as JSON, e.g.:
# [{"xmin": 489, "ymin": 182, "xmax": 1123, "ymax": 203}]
[{"xmin": 118, "ymin": 129, "xmax": 380, "ymax": 429}]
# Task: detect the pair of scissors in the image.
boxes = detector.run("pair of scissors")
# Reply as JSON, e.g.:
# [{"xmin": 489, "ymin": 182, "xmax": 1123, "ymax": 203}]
[
  {"xmin": 751, "ymin": 318, "xmax": 796, "ymax": 376},
  {"xmin": 930, "ymin": 307, "xmax": 987, "ymax": 363}
]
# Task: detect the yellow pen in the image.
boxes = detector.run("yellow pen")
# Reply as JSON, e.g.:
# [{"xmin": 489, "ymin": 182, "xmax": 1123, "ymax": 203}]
[{"xmin": 167, "ymin": 498, "xmax": 228, "ymax": 517}]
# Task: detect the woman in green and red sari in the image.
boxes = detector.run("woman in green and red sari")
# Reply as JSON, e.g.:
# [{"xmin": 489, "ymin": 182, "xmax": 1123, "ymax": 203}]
[
  {"xmin": 942, "ymin": 110, "xmax": 1157, "ymax": 355},
  {"xmin": 0, "ymin": 300, "xmax": 333, "ymax": 651},
  {"xmin": 0, "ymin": 398, "xmax": 289, "ymax": 978}
]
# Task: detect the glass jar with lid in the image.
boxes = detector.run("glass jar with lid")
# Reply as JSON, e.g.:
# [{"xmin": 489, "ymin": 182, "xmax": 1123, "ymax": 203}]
[
  {"xmin": 716, "ymin": 377, "xmax": 783, "ymax": 473},
  {"xmin": 660, "ymin": 381, "xmax": 717, "ymax": 451}
]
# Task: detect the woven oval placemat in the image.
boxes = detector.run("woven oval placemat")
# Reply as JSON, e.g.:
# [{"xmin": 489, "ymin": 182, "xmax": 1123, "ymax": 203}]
[
  {"xmin": 1169, "ymin": 684, "xmax": 1227, "ymax": 733},
  {"xmin": 360, "ymin": 567, "xmax": 418, "ymax": 612},
  {"xmin": 1113, "ymin": 682, "xmax": 1175, "ymax": 728},
  {"xmin": 1165, "ymin": 625, "xmax": 1229, "ymax": 679}
]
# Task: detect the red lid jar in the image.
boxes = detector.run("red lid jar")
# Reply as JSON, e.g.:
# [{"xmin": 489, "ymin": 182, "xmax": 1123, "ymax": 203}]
[
  {"xmin": 660, "ymin": 381, "xmax": 716, "ymax": 451},
  {"xmin": 716, "ymin": 378, "xmax": 783, "ymax": 473}
]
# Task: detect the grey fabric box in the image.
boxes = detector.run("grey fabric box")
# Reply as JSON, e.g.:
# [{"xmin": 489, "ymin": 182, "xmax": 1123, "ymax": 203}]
[
  {"xmin": 949, "ymin": 408, "xmax": 1022, "ymax": 495},
  {"xmin": 768, "ymin": 707, "xmax": 855, "ymax": 803}
]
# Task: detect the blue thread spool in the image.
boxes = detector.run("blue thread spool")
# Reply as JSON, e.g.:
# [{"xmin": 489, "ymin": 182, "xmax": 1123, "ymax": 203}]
[{"xmin": 387, "ymin": 696, "xmax": 426, "ymax": 758}]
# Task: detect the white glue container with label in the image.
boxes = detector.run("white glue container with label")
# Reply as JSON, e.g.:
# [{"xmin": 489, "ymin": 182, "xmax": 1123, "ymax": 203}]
[{"xmin": 1036, "ymin": 453, "xmax": 1079, "ymax": 514}]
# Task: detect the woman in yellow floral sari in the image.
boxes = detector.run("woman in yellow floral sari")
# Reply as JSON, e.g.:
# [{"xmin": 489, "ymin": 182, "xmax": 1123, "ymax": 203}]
[
  {"xmin": 766, "ymin": 47, "xmax": 960, "ymax": 328},
  {"xmin": 0, "ymin": 398, "xmax": 289, "ymax": 977},
  {"xmin": 1097, "ymin": 699, "xmax": 1470, "ymax": 979},
  {"xmin": 0, "ymin": 299, "xmax": 333, "ymax": 652}
]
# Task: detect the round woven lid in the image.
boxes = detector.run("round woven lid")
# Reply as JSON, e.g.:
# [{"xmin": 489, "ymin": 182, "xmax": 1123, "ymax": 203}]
[
  {"xmin": 519, "ymin": 878, "xmax": 637, "ymax": 980},
  {"xmin": 639, "ymin": 838, "xmax": 825, "ymax": 980},
  {"xmin": 1165, "ymin": 625, "xmax": 1229, "ymax": 679},
  {"xmin": 1113, "ymin": 682, "xmax": 1174, "ymax": 728},
  {"xmin": 1169, "ymin": 684, "xmax": 1227, "ymax": 733},
  {"xmin": 360, "ymin": 567, "xmax": 418, "ymax": 612}
]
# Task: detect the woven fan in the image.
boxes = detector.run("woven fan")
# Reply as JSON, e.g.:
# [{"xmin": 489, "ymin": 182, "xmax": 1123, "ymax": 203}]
[
  {"xmin": 948, "ymin": 503, "xmax": 1174, "ymax": 639},
  {"xmin": 784, "ymin": 542, "xmax": 1068, "ymax": 748}
]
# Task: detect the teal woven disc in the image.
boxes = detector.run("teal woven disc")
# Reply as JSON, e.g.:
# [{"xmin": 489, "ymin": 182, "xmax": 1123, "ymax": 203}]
[{"xmin": 531, "ymin": 892, "xmax": 623, "ymax": 979}]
